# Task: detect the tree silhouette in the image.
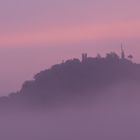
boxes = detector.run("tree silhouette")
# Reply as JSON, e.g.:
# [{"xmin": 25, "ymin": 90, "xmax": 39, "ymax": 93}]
[
  {"xmin": 0, "ymin": 51, "xmax": 139, "ymax": 111},
  {"xmin": 128, "ymin": 55, "xmax": 133, "ymax": 60}
]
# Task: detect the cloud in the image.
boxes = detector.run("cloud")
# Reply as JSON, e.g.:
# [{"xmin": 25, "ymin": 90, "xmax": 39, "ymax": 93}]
[{"xmin": 0, "ymin": 20, "xmax": 140, "ymax": 47}]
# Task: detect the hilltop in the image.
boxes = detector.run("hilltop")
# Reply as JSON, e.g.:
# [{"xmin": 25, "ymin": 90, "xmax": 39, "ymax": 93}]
[{"xmin": 0, "ymin": 51, "xmax": 140, "ymax": 110}]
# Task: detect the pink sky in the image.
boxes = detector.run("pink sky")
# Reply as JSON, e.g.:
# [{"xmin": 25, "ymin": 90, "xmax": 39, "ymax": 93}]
[{"xmin": 0, "ymin": 0, "xmax": 140, "ymax": 95}]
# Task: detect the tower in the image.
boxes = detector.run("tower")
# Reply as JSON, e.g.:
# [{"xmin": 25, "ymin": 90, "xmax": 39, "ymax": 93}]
[
  {"xmin": 82, "ymin": 53, "xmax": 87, "ymax": 62},
  {"xmin": 121, "ymin": 44, "xmax": 125, "ymax": 59}
]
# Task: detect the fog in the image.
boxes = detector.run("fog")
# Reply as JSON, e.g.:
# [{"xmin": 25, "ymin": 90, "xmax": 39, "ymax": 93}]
[{"xmin": 1, "ymin": 82, "xmax": 140, "ymax": 140}]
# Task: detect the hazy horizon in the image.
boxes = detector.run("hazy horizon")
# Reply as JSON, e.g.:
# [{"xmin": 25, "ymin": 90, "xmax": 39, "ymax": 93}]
[
  {"xmin": 1, "ymin": 82, "xmax": 140, "ymax": 140},
  {"xmin": 0, "ymin": 42, "xmax": 139, "ymax": 96},
  {"xmin": 0, "ymin": 0, "xmax": 140, "ymax": 95},
  {"xmin": 1, "ymin": 0, "xmax": 140, "ymax": 139}
]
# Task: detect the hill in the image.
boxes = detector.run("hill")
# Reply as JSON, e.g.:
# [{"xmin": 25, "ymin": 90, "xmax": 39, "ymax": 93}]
[{"xmin": 0, "ymin": 51, "xmax": 140, "ymax": 110}]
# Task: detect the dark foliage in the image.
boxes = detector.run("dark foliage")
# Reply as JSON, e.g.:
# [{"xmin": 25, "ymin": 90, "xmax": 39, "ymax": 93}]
[{"xmin": 1, "ymin": 52, "xmax": 140, "ymax": 110}]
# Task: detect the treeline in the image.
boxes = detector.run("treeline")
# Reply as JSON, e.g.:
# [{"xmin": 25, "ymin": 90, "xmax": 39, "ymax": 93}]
[{"xmin": 0, "ymin": 52, "xmax": 140, "ymax": 110}]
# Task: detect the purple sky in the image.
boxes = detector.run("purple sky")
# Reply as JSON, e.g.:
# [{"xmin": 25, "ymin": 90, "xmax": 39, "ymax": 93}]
[{"xmin": 0, "ymin": 0, "xmax": 140, "ymax": 95}]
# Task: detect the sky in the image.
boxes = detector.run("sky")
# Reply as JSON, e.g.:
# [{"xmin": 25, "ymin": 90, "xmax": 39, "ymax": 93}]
[{"xmin": 0, "ymin": 0, "xmax": 140, "ymax": 95}]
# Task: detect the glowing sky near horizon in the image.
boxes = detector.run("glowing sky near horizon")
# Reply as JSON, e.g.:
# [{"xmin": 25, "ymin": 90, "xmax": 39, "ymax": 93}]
[
  {"xmin": 0, "ymin": 0, "xmax": 140, "ymax": 95},
  {"xmin": 0, "ymin": 0, "xmax": 140, "ymax": 47}
]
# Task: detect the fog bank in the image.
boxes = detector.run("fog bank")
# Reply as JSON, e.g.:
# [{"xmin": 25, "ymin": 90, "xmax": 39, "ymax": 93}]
[{"xmin": 1, "ymin": 82, "xmax": 140, "ymax": 140}]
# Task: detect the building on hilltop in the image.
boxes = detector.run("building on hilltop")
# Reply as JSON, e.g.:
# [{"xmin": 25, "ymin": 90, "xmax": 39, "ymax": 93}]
[
  {"xmin": 82, "ymin": 53, "xmax": 88, "ymax": 62},
  {"xmin": 121, "ymin": 44, "xmax": 125, "ymax": 59}
]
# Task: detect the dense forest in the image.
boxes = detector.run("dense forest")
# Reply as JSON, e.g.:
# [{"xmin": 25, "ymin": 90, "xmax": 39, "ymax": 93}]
[{"xmin": 0, "ymin": 51, "xmax": 140, "ymax": 110}]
